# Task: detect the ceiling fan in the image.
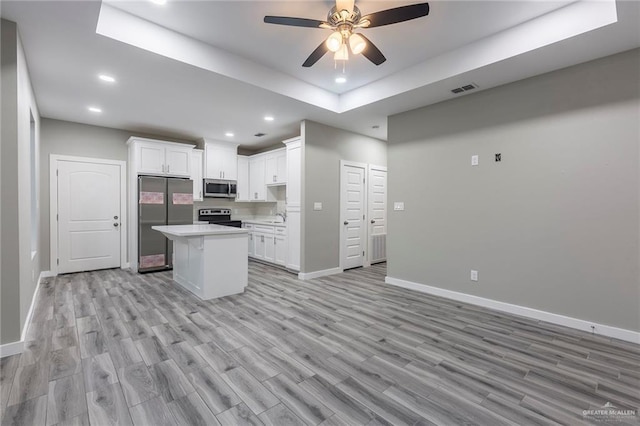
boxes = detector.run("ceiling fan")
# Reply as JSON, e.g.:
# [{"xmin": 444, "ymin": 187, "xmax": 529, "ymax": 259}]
[{"xmin": 264, "ymin": 0, "xmax": 430, "ymax": 67}]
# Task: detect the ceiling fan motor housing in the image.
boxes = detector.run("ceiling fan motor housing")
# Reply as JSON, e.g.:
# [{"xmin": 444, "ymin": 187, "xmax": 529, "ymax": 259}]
[{"xmin": 327, "ymin": 5, "xmax": 361, "ymax": 27}]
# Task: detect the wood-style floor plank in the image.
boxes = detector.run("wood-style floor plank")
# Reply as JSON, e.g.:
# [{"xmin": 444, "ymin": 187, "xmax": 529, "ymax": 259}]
[{"xmin": 3, "ymin": 261, "xmax": 639, "ymax": 426}]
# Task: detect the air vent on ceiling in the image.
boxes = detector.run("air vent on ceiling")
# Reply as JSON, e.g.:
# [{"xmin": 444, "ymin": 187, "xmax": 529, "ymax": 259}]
[
  {"xmin": 451, "ymin": 83, "xmax": 478, "ymax": 94},
  {"xmin": 254, "ymin": 133, "xmax": 266, "ymax": 137}
]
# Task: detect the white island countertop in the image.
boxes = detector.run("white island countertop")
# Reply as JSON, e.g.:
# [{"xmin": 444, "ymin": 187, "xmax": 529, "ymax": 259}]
[{"xmin": 152, "ymin": 224, "xmax": 248, "ymax": 237}]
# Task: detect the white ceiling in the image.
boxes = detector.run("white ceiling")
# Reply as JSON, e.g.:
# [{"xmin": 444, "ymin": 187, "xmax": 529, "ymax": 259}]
[{"xmin": 2, "ymin": 0, "xmax": 639, "ymax": 149}]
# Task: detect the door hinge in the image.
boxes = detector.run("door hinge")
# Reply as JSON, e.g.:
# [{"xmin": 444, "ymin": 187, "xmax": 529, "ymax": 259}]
[
  {"xmin": 363, "ymin": 251, "xmax": 365, "ymax": 256},
  {"xmin": 56, "ymin": 214, "xmax": 59, "ymax": 221},
  {"xmin": 57, "ymin": 258, "xmax": 59, "ymax": 265},
  {"xmin": 56, "ymin": 169, "xmax": 59, "ymax": 176}
]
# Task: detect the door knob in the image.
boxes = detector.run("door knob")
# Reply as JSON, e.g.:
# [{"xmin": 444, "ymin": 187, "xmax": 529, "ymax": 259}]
[
  {"xmin": 344, "ymin": 221, "xmax": 348, "ymax": 225},
  {"xmin": 371, "ymin": 219, "xmax": 376, "ymax": 224},
  {"xmin": 114, "ymin": 215, "xmax": 118, "ymax": 220},
  {"xmin": 113, "ymin": 223, "xmax": 119, "ymax": 227}
]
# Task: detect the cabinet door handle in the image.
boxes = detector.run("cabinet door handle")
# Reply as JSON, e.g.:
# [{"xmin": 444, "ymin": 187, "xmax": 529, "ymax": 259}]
[
  {"xmin": 261, "ymin": 235, "xmax": 264, "ymax": 243},
  {"xmin": 162, "ymin": 164, "xmax": 165, "ymax": 173},
  {"xmin": 199, "ymin": 191, "xmax": 202, "ymax": 199},
  {"xmin": 167, "ymin": 164, "xmax": 170, "ymax": 173}
]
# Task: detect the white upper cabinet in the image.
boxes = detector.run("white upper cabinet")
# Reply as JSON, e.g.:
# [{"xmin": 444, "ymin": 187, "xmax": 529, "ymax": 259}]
[
  {"xmin": 249, "ymin": 154, "xmax": 267, "ymax": 201},
  {"xmin": 191, "ymin": 149, "xmax": 203, "ymax": 201},
  {"xmin": 265, "ymin": 148, "xmax": 287, "ymax": 185},
  {"xmin": 204, "ymin": 140, "xmax": 238, "ymax": 180},
  {"xmin": 166, "ymin": 145, "xmax": 192, "ymax": 176},
  {"xmin": 285, "ymin": 137, "xmax": 302, "ymax": 207},
  {"xmin": 236, "ymin": 155, "xmax": 250, "ymax": 201},
  {"xmin": 128, "ymin": 137, "xmax": 194, "ymax": 178}
]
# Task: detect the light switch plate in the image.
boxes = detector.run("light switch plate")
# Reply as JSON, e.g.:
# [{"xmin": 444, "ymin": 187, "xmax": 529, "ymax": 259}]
[
  {"xmin": 470, "ymin": 270, "xmax": 478, "ymax": 281},
  {"xmin": 393, "ymin": 202, "xmax": 405, "ymax": 211},
  {"xmin": 471, "ymin": 155, "xmax": 479, "ymax": 166},
  {"xmin": 313, "ymin": 202, "xmax": 322, "ymax": 211}
]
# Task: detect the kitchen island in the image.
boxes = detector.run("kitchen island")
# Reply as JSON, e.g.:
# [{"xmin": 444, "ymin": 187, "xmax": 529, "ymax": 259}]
[{"xmin": 152, "ymin": 224, "xmax": 248, "ymax": 300}]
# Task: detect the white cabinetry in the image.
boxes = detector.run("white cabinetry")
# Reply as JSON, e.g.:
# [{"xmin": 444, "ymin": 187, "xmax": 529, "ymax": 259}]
[
  {"xmin": 274, "ymin": 229, "xmax": 287, "ymax": 266},
  {"xmin": 192, "ymin": 149, "xmax": 203, "ymax": 201},
  {"xmin": 204, "ymin": 139, "xmax": 238, "ymax": 180},
  {"xmin": 249, "ymin": 155, "xmax": 267, "ymax": 201},
  {"xmin": 243, "ymin": 222, "xmax": 286, "ymax": 266},
  {"xmin": 237, "ymin": 156, "xmax": 250, "ymax": 201},
  {"xmin": 265, "ymin": 148, "xmax": 287, "ymax": 185},
  {"xmin": 283, "ymin": 136, "xmax": 301, "ymax": 271},
  {"xmin": 130, "ymin": 138, "xmax": 194, "ymax": 177},
  {"xmin": 245, "ymin": 224, "xmax": 255, "ymax": 256}
]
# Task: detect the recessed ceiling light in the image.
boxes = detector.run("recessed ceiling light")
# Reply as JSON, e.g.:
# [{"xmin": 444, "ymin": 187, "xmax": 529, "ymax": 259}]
[
  {"xmin": 98, "ymin": 74, "xmax": 116, "ymax": 83},
  {"xmin": 88, "ymin": 106, "xmax": 102, "ymax": 113},
  {"xmin": 335, "ymin": 76, "xmax": 347, "ymax": 84},
  {"xmin": 264, "ymin": 116, "xmax": 274, "ymax": 122},
  {"xmin": 149, "ymin": 0, "xmax": 167, "ymax": 5},
  {"xmin": 225, "ymin": 132, "xmax": 234, "ymax": 137}
]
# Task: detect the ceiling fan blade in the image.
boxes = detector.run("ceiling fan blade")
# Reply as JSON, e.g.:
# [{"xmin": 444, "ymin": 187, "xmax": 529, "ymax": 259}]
[
  {"xmin": 358, "ymin": 34, "xmax": 386, "ymax": 65},
  {"xmin": 264, "ymin": 16, "xmax": 329, "ymax": 28},
  {"xmin": 360, "ymin": 3, "xmax": 429, "ymax": 28},
  {"xmin": 336, "ymin": 0, "xmax": 354, "ymax": 13},
  {"xmin": 302, "ymin": 41, "xmax": 330, "ymax": 67}
]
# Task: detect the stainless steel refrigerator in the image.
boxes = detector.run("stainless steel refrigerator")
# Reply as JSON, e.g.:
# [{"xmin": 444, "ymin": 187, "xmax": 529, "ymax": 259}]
[{"xmin": 138, "ymin": 176, "xmax": 193, "ymax": 273}]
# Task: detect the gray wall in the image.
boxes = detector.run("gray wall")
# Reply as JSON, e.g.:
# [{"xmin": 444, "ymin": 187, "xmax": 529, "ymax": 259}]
[
  {"xmin": 1, "ymin": 19, "xmax": 41, "ymax": 345},
  {"xmin": 387, "ymin": 49, "xmax": 640, "ymax": 331},
  {"xmin": 1, "ymin": 19, "xmax": 21, "ymax": 345},
  {"xmin": 302, "ymin": 120, "xmax": 387, "ymax": 273}
]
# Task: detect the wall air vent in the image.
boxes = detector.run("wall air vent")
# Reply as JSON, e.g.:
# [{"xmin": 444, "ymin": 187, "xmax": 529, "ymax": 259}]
[
  {"xmin": 451, "ymin": 83, "xmax": 478, "ymax": 94},
  {"xmin": 254, "ymin": 133, "xmax": 266, "ymax": 137}
]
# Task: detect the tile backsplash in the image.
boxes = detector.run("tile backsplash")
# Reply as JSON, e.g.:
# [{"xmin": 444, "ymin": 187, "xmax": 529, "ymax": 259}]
[{"xmin": 193, "ymin": 185, "xmax": 286, "ymax": 221}]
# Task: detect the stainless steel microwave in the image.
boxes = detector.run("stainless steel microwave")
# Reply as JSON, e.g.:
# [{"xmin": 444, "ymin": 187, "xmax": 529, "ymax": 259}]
[{"xmin": 203, "ymin": 179, "xmax": 237, "ymax": 198}]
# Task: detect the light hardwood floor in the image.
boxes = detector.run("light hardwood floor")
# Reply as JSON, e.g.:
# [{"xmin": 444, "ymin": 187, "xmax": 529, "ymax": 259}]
[{"xmin": 1, "ymin": 261, "xmax": 638, "ymax": 425}]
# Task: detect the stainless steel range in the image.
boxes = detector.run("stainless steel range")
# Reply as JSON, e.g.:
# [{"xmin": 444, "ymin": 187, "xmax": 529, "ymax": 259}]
[{"xmin": 198, "ymin": 208, "xmax": 242, "ymax": 228}]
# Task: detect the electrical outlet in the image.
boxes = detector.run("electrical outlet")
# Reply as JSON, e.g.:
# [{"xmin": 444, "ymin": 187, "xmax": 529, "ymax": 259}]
[
  {"xmin": 471, "ymin": 155, "xmax": 479, "ymax": 166},
  {"xmin": 470, "ymin": 270, "xmax": 478, "ymax": 281},
  {"xmin": 313, "ymin": 202, "xmax": 322, "ymax": 211}
]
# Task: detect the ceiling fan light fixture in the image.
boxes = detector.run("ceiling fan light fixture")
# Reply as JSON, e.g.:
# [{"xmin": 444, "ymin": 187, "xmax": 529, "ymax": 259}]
[
  {"xmin": 349, "ymin": 33, "xmax": 366, "ymax": 55},
  {"xmin": 326, "ymin": 31, "xmax": 343, "ymax": 52},
  {"xmin": 334, "ymin": 43, "xmax": 349, "ymax": 61}
]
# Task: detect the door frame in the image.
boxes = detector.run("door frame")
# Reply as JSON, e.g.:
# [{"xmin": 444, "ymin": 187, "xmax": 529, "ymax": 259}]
[
  {"xmin": 50, "ymin": 155, "xmax": 127, "ymax": 276},
  {"xmin": 339, "ymin": 160, "xmax": 368, "ymax": 272}
]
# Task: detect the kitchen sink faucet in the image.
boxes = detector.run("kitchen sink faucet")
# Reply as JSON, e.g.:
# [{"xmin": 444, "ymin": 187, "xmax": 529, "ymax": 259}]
[{"xmin": 276, "ymin": 212, "xmax": 287, "ymax": 223}]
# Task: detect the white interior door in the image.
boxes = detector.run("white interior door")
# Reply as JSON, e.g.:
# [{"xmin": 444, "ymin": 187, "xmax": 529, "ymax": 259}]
[
  {"xmin": 341, "ymin": 164, "xmax": 366, "ymax": 270},
  {"xmin": 368, "ymin": 166, "xmax": 387, "ymax": 264},
  {"xmin": 57, "ymin": 160, "xmax": 122, "ymax": 273}
]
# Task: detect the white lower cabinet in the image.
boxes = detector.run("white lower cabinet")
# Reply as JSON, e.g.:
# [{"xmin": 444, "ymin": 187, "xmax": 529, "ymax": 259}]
[
  {"xmin": 264, "ymin": 234, "xmax": 275, "ymax": 263},
  {"xmin": 243, "ymin": 222, "xmax": 287, "ymax": 267},
  {"xmin": 274, "ymin": 234, "xmax": 287, "ymax": 266},
  {"xmin": 253, "ymin": 233, "xmax": 266, "ymax": 260}
]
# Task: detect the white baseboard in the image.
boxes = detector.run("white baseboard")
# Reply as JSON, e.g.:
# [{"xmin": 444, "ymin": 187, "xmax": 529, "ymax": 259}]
[
  {"xmin": 121, "ymin": 262, "xmax": 130, "ymax": 270},
  {"xmin": 385, "ymin": 276, "xmax": 640, "ymax": 344},
  {"xmin": 298, "ymin": 267, "xmax": 342, "ymax": 280},
  {"xmin": 20, "ymin": 271, "xmax": 46, "ymax": 342},
  {"xmin": 0, "ymin": 341, "xmax": 24, "ymax": 358},
  {"xmin": 1, "ymin": 271, "xmax": 49, "ymax": 358}
]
